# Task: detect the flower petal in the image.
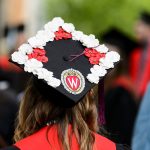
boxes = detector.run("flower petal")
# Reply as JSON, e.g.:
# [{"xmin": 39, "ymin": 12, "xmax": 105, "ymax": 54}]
[
  {"xmin": 95, "ymin": 44, "xmax": 108, "ymax": 53},
  {"xmin": 11, "ymin": 52, "xmax": 28, "ymax": 65},
  {"xmin": 62, "ymin": 23, "xmax": 75, "ymax": 33},
  {"xmin": 72, "ymin": 31, "xmax": 84, "ymax": 41},
  {"xmin": 18, "ymin": 44, "xmax": 33, "ymax": 54},
  {"xmin": 86, "ymin": 73, "xmax": 99, "ymax": 84},
  {"xmin": 105, "ymin": 51, "xmax": 120, "ymax": 63},
  {"xmin": 24, "ymin": 59, "xmax": 43, "ymax": 73}
]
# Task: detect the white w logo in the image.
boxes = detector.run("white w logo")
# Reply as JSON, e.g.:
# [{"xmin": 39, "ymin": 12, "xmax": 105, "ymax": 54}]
[{"xmin": 67, "ymin": 78, "xmax": 79, "ymax": 89}]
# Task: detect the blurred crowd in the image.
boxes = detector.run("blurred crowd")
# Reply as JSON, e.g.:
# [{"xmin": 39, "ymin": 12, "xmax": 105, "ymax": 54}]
[
  {"xmin": 0, "ymin": 0, "xmax": 150, "ymax": 149},
  {"xmin": 103, "ymin": 12, "xmax": 150, "ymax": 149}
]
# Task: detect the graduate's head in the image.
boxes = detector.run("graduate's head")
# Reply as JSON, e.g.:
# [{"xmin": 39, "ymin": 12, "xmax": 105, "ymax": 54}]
[
  {"xmin": 135, "ymin": 12, "xmax": 150, "ymax": 43},
  {"xmin": 11, "ymin": 17, "xmax": 120, "ymax": 150},
  {"xmin": 14, "ymin": 77, "xmax": 99, "ymax": 150},
  {"xmin": 101, "ymin": 28, "xmax": 138, "ymax": 93}
]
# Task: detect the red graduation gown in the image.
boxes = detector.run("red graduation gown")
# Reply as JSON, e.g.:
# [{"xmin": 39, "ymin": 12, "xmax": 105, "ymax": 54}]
[
  {"xmin": 130, "ymin": 46, "xmax": 150, "ymax": 97},
  {"xmin": 14, "ymin": 125, "xmax": 116, "ymax": 150},
  {"xmin": 0, "ymin": 55, "xmax": 22, "ymax": 72}
]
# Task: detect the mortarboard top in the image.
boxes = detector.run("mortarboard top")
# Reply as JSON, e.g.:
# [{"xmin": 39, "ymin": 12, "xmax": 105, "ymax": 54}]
[{"xmin": 10, "ymin": 17, "xmax": 120, "ymax": 107}]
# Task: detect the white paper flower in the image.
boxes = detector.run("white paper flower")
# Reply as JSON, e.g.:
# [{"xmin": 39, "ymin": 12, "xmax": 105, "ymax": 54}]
[
  {"xmin": 95, "ymin": 44, "xmax": 108, "ymax": 53},
  {"xmin": 28, "ymin": 36, "xmax": 46, "ymax": 48},
  {"xmin": 91, "ymin": 65, "xmax": 107, "ymax": 77},
  {"xmin": 11, "ymin": 52, "xmax": 28, "ymax": 65},
  {"xmin": 72, "ymin": 31, "xmax": 84, "ymax": 41},
  {"xmin": 44, "ymin": 22, "xmax": 59, "ymax": 33},
  {"xmin": 23, "ymin": 60, "xmax": 61, "ymax": 87},
  {"xmin": 105, "ymin": 51, "xmax": 120, "ymax": 63},
  {"xmin": 62, "ymin": 23, "xmax": 75, "ymax": 33},
  {"xmin": 36, "ymin": 30, "xmax": 55, "ymax": 43},
  {"xmin": 24, "ymin": 59, "xmax": 43, "ymax": 73},
  {"xmin": 86, "ymin": 73, "xmax": 99, "ymax": 84},
  {"xmin": 18, "ymin": 44, "xmax": 33, "ymax": 54},
  {"xmin": 81, "ymin": 34, "xmax": 99, "ymax": 48},
  {"xmin": 34, "ymin": 68, "xmax": 53, "ymax": 79},
  {"xmin": 47, "ymin": 77, "xmax": 61, "ymax": 87},
  {"xmin": 44, "ymin": 17, "xmax": 64, "ymax": 33},
  {"xmin": 99, "ymin": 58, "xmax": 114, "ymax": 69},
  {"xmin": 51, "ymin": 17, "xmax": 64, "ymax": 26}
]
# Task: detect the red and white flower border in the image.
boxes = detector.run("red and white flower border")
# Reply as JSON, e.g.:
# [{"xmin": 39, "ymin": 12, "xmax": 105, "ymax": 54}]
[{"xmin": 11, "ymin": 17, "xmax": 120, "ymax": 88}]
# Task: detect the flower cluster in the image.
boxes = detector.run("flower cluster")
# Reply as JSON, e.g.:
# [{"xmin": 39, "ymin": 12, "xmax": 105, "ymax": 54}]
[
  {"xmin": 28, "ymin": 48, "xmax": 48, "ymax": 63},
  {"xmin": 11, "ymin": 44, "xmax": 33, "ymax": 65},
  {"xmin": 44, "ymin": 17, "xmax": 100, "ymax": 48},
  {"xmin": 81, "ymin": 34, "xmax": 99, "ymax": 48},
  {"xmin": 24, "ymin": 58, "xmax": 43, "ymax": 73},
  {"xmin": 87, "ymin": 65, "xmax": 107, "ymax": 84},
  {"xmin": 24, "ymin": 59, "xmax": 60, "ymax": 87},
  {"xmin": 55, "ymin": 27, "xmax": 72, "ymax": 40},
  {"xmin": 84, "ymin": 48, "xmax": 105, "ymax": 65},
  {"xmin": 100, "ymin": 51, "xmax": 120, "ymax": 69},
  {"xmin": 33, "ymin": 67, "xmax": 60, "ymax": 88},
  {"xmin": 87, "ymin": 51, "xmax": 120, "ymax": 83},
  {"xmin": 11, "ymin": 17, "xmax": 120, "ymax": 87}
]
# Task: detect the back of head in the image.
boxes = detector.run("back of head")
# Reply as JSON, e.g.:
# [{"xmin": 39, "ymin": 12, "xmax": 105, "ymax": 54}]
[
  {"xmin": 14, "ymin": 77, "xmax": 99, "ymax": 150},
  {"xmin": 135, "ymin": 11, "xmax": 150, "ymax": 43}
]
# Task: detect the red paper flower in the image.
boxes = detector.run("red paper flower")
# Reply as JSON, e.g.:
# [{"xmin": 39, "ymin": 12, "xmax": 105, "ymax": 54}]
[
  {"xmin": 28, "ymin": 48, "xmax": 48, "ymax": 63},
  {"xmin": 84, "ymin": 48, "xmax": 106, "ymax": 65},
  {"xmin": 55, "ymin": 27, "xmax": 72, "ymax": 40},
  {"xmin": 99, "ymin": 53, "xmax": 106, "ymax": 58},
  {"xmin": 33, "ymin": 48, "xmax": 46, "ymax": 55},
  {"xmin": 84, "ymin": 48, "xmax": 98, "ymax": 57},
  {"xmin": 89, "ymin": 56, "xmax": 100, "ymax": 65},
  {"xmin": 36, "ymin": 55, "xmax": 48, "ymax": 62}
]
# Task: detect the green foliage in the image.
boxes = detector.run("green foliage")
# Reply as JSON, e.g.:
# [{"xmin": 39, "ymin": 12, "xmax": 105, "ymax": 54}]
[{"xmin": 44, "ymin": 0, "xmax": 150, "ymax": 38}]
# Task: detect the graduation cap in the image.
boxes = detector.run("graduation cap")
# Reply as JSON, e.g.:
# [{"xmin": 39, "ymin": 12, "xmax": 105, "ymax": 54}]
[
  {"xmin": 10, "ymin": 17, "xmax": 120, "ymax": 107},
  {"xmin": 101, "ymin": 28, "xmax": 138, "ymax": 56}
]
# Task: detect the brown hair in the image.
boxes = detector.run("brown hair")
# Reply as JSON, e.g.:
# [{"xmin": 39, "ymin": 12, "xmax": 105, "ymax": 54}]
[{"xmin": 14, "ymin": 78, "xmax": 99, "ymax": 150}]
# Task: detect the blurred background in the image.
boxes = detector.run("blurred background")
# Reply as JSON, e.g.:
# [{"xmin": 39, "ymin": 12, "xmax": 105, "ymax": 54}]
[{"xmin": 0, "ymin": 0, "xmax": 150, "ymax": 149}]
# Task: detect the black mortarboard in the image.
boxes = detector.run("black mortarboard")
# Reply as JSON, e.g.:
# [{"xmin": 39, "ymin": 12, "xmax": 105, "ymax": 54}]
[
  {"xmin": 101, "ymin": 28, "xmax": 138, "ymax": 56},
  {"xmin": 10, "ymin": 17, "xmax": 120, "ymax": 107},
  {"xmin": 140, "ymin": 12, "xmax": 150, "ymax": 25}
]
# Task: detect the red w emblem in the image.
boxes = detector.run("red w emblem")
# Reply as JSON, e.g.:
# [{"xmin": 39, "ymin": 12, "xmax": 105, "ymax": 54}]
[
  {"xmin": 61, "ymin": 69, "xmax": 85, "ymax": 95},
  {"xmin": 66, "ymin": 76, "xmax": 80, "ymax": 91}
]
